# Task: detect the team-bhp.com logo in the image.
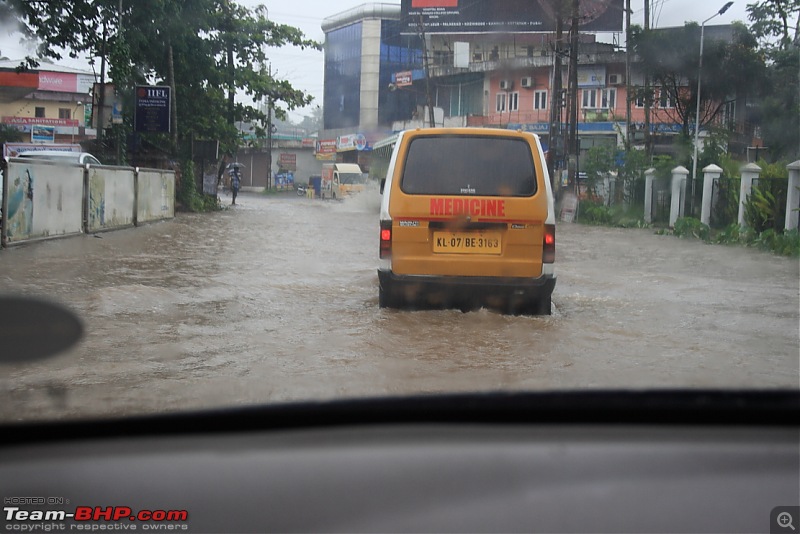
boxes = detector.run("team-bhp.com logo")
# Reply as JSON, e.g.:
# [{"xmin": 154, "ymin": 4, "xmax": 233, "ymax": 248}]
[{"xmin": 5, "ymin": 506, "xmax": 188, "ymax": 530}]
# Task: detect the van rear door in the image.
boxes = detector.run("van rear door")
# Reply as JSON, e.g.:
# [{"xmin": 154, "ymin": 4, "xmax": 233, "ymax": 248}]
[{"xmin": 388, "ymin": 131, "xmax": 550, "ymax": 278}]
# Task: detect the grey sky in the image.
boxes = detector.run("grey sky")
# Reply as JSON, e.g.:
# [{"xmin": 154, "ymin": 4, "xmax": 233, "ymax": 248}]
[{"xmin": 0, "ymin": 0, "xmax": 752, "ymax": 122}]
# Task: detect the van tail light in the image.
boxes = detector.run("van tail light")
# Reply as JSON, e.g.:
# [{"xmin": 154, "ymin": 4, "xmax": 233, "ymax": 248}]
[
  {"xmin": 380, "ymin": 220, "xmax": 392, "ymax": 259},
  {"xmin": 543, "ymin": 224, "xmax": 555, "ymax": 263}
]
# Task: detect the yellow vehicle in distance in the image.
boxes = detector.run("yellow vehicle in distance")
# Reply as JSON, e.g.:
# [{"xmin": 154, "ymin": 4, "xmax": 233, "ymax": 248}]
[
  {"xmin": 378, "ymin": 127, "xmax": 556, "ymax": 314},
  {"xmin": 321, "ymin": 163, "xmax": 366, "ymax": 199}
]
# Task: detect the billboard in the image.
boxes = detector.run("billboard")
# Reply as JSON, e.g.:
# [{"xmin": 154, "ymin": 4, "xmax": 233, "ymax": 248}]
[
  {"xmin": 134, "ymin": 85, "xmax": 171, "ymax": 133},
  {"xmin": 400, "ymin": 0, "xmax": 623, "ymax": 34}
]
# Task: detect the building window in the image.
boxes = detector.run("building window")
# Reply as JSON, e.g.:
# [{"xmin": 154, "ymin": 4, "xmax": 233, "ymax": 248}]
[
  {"xmin": 634, "ymin": 87, "xmax": 645, "ymax": 108},
  {"xmin": 658, "ymin": 89, "xmax": 674, "ymax": 109},
  {"xmin": 496, "ymin": 93, "xmax": 506, "ymax": 112},
  {"xmin": 534, "ymin": 90, "xmax": 547, "ymax": 110},
  {"xmin": 508, "ymin": 91, "xmax": 519, "ymax": 111},
  {"xmin": 35, "ymin": 107, "xmax": 45, "ymax": 118},
  {"xmin": 724, "ymin": 100, "xmax": 736, "ymax": 126},
  {"xmin": 600, "ymin": 88, "xmax": 616, "ymax": 109},
  {"xmin": 59, "ymin": 108, "xmax": 71, "ymax": 119},
  {"xmin": 582, "ymin": 89, "xmax": 597, "ymax": 109}
]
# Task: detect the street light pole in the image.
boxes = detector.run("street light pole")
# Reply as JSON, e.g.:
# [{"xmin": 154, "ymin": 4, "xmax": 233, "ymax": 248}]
[
  {"xmin": 72, "ymin": 101, "xmax": 83, "ymax": 144},
  {"xmin": 691, "ymin": 1, "xmax": 733, "ymax": 216}
]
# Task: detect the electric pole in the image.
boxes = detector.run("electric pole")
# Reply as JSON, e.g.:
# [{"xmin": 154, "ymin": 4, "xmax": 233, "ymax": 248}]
[
  {"xmin": 625, "ymin": 0, "xmax": 632, "ymax": 149},
  {"xmin": 418, "ymin": 15, "xmax": 436, "ymax": 128},
  {"xmin": 644, "ymin": 0, "xmax": 652, "ymax": 155},
  {"xmin": 266, "ymin": 63, "xmax": 273, "ymax": 191},
  {"xmin": 547, "ymin": 1, "xmax": 565, "ymax": 185},
  {"xmin": 567, "ymin": 0, "xmax": 580, "ymax": 189}
]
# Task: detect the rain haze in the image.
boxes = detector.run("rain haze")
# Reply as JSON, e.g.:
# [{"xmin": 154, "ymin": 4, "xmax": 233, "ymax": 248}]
[{"xmin": 0, "ymin": 0, "xmax": 753, "ymax": 122}]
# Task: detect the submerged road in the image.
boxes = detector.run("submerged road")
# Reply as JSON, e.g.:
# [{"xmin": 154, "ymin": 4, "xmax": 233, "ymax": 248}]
[{"xmin": 1, "ymin": 190, "xmax": 797, "ymax": 421}]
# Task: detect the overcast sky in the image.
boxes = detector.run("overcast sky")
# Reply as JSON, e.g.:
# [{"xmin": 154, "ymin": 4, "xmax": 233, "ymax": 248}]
[{"xmin": 0, "ymin": 0, "xmax": 752, "ymax": 122}]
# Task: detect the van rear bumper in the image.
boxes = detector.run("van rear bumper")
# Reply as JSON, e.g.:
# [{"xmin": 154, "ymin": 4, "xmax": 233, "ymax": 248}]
[{"xmin": 378, "ymin": 269, "xmax": 556, "ymax": 309}]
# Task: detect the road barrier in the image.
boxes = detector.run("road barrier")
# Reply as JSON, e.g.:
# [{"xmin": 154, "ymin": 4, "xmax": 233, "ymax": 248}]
[{"xmin": 1, "ymin": 158, "xmax": 175, "ymax": 248}]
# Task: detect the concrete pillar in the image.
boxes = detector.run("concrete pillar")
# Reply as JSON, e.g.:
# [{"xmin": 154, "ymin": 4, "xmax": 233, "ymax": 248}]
[
  {"xmin": 670, "ymin": 165, "xmax": 689, "ymax": 227},
  {"xmin": 786, "ymin": 161, "xmax": 800, "ymax": 231},
  {"xmin": 603, "ymin": 173, "xmax": 611, "ymax": 206},
  {"xmin": 643, "ymin": 167, "xmax": 655, "ymax": 224},
  {"xmin": 700, "ymin": 164, "xmax": 722, "ymax": 227},
  {"xmin": 738, "ymin": 163, "xmax": 761, "ymax": 227}
]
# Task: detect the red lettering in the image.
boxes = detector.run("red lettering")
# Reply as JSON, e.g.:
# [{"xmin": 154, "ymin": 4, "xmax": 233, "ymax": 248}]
[
  {"xmin": 486, "ymin": 200, "xmax": 496, "ymax": 216},
  {"xmin": 94, "ymin": 507, "xmax": 114, "ymax": 521},
  {"xmin": 113, "ymin": 507, "xmax": 132, "ymax": 521},
  {"xmin": 74, "ymin": 507, "xmax": 92, "ymax": 521},
  {"xmin": 498, "ymin": 200, "xmax": 506, "ymax": 216},
  {"xmin": 453, "ymin": 198, "xmax": 464, "ymax": 214},
  {"xmin": 470, "ymin": 199, "xmax": 480, "ymax": 215},
  {"xmin": 430, "ymin": 198, "xmax": 444, "ymax": 215},
  {"xmin": 445, "ymin": 198, "xmax": 453, "ymax": 215}
]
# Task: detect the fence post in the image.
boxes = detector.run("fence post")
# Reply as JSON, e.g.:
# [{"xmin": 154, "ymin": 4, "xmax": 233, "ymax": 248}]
[
  {"xmin": 643, "ymin": 167, "xmax": 655, "ymax": 224},
  {"xmin": 738, "ymin": 163, "xmax": 761, "ymax": 227},
  {"xmin": 786, "ymin": 160, "xmax": 800, "ymax": 231},
  {"xmin": 670, "ymin": 165, "xmax": 689, "ymax": 227},
  {"xmin": 700, "ymin": 164, "xmax": 722, "ymax": 227}
]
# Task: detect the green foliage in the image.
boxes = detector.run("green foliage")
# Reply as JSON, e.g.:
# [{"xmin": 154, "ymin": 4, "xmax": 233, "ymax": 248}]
[
  {"xmin": 577, "ymin": 200, "xmax": 649, "ymax": 228},
  {"xmin": 177, "ymin": 159, "xmax": 220, "ymax": 212},
  {"xmin": 747, "ymin": 2, "xmax": 800, "ymax": 161},
  {"xmin": 9, "ymin": 0, "xmax": 321, "ymax": 159},
  {"xmin": 0, "ymin": 124, "xmax": 23, "ymax": 145},
  {"xmin": 673, "ymin": 217, "xmax": 710, "ymax": 240},
  {"xmin": 744, "ymin": 181, "xmax": 785, "ymax": 233},
  {"xmin": 579, "ymin": 201, "xmax": 614, "ymax": 225},
  {"xmin": 657, "ymin": 221, "xmax": 800, "ymax": 257},
  {"xmin": 631, "ymin": 22, "xmax": 766, "ymax": 138},
  {"xmin": 582, "ymin": 145, "xmax": 615, "ymax": 199}
]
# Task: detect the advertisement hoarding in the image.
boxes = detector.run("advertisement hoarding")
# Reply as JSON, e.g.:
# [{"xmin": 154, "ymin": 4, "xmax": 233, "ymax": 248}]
[
  {"xmin": 134, "ymin": 85, "xmax": 171, "ymax": 133},
  {"xmin": 400, "ymin": 0, "xmax": 623, "ymax": 34}
]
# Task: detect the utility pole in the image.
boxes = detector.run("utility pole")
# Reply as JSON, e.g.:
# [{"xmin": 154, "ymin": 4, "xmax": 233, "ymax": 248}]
[
  {"xmin": 418, "ymin": 15, "xmax": 436, "ymax": 128},
  {"xmin": 625, "ymin": 0, "xmax": 632, "ymax": 149},
  {"xmin": 644, "ymin": 0, "xmax": 652, "ymax": 155},
  {"xmin": 97, "ymin": 20, "xmax": 108, "ymax": 145},
  {"xmin": 567, "ymin": 0, "xmax": 580, "ymax": 189},
  {"xmin": 547, "ymin": 2, "xmax": 565, "ymax": 185},
  {"xmin": 266, "ymin": 63, "xmax": 273, "ymax": 191}
]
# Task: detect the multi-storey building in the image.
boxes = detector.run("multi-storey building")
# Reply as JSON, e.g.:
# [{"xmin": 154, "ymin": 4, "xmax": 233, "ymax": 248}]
[
  {"xmin": 321, "ymin": 3, "xmax": 749, "ymax": 172},
  {"xmin": 0, "ymin": 61, "xmax": 97, "ymax": 147}
]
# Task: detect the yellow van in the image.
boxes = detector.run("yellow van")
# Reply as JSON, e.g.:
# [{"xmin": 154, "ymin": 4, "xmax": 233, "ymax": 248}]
[{"xmin": 378, "ymin": 128, "xmax": 555, "ymax": 314}]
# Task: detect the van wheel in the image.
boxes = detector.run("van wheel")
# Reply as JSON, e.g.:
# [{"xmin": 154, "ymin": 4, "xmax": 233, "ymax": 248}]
[
  {"xmin": 534, "ymin": 296, "xmax": 552, "ymax": 316},
  {"xmin": 379, "ymin": 287, "xmax": 404, "ymax": 309}
]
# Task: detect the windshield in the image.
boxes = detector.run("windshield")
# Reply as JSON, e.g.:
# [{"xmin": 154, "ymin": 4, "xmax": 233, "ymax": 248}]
[
  {"xmin": 339, "ymin": 172, "xmax": 366, "ymax": 185},
  {"xmin": 400, "ymin": 135, "xmax": 537, "ymax": 196},
  {"xmin": 0, "ymin": 0, "xmax": 798, "ymax": 426}
]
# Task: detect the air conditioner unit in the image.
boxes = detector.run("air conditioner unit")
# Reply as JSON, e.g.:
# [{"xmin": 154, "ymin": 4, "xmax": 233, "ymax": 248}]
[
  {"xmin": 608, "ymin": 74, "xmax": 623, "ymax": 85},
  {"xmin": 499, "ymin": 79, "xmax": 513, "ymax": 91},
  {"xmin": 520, "ymin": 77, "xmax": 533, "ymax": 89}
]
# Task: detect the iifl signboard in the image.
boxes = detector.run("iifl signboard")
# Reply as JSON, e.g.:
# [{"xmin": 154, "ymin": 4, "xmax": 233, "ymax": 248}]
[{"xmin": 135, "ymin": 85, "xmax": 171, "ymax": 133}]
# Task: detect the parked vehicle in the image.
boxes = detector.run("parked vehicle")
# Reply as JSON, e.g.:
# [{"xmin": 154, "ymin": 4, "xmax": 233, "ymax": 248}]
[{"xmin": 17, "ymin": 150, "xmax": 102, "ymax": 166}]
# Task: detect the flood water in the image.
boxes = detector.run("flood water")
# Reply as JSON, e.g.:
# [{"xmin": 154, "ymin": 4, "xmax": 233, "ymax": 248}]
[{"xmin": 1, "ymin": 189, "xmax": 798, "ymax": 421}]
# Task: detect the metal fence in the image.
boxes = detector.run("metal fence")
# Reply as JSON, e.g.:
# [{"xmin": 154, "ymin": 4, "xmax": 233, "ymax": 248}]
[{"xmin": 710, "ymin": 177, "xmax": 741, "ymax": 229}]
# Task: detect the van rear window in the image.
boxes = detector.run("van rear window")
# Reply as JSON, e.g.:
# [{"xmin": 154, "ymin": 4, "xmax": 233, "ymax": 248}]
[{"xmin": 400, "ymin": 135, "xmax": 537, "ymax": 197}]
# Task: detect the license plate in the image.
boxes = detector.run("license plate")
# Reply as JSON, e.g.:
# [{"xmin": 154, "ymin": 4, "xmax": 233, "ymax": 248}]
[{"xmin": 432, "ymin": 232, "xmax": 501, "ymax": 254}]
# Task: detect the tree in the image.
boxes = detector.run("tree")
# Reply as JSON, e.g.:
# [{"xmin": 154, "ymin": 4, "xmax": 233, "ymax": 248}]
[
  {"xmin": 5, "ymin": 0, "xmax": 320, "ymax": 158},
  {"xmin": 747, "ymin": 0, "xmax": 800, "ymax": 160},
  {"xmin": 631, "ymin": 22, "xmax": 766, "ymax": 139}
]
